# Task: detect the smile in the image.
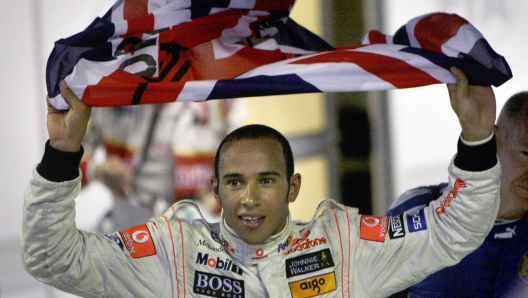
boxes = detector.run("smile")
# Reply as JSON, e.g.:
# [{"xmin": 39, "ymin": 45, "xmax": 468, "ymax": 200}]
[{"xmin": 239, "ymin": 215, "xmax": 265, "ymax": 228}]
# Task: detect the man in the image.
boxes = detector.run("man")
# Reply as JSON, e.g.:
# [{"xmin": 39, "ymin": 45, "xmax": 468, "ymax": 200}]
[
  {"xmin": 388, "ymin": 92, "xmax": 528, "ymax": 297},
  {"xmin": 21, "ymin": 67, "xmax": 500, "ymax": 297}
]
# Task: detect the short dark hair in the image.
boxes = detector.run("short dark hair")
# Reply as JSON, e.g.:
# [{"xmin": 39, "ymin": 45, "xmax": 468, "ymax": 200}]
[
  {"xmin": 498, "ymin": 91, "xmax": 528, "ymax": 125},
  {"xmin": 214, "ymin": 124, "xmax": 294, "ymax": 179}
]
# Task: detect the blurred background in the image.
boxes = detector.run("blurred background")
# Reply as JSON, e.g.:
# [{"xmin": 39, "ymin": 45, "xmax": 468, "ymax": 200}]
[{"xmin": 1, "ymin": 0, "xmax": 527, "ymax": 296}]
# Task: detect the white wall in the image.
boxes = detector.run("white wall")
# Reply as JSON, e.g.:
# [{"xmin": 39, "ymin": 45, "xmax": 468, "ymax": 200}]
[
  {"xmin": 384, "ymin": 0, "xmax": 528, "ymax": 199},
  {"xmin": 0, "ymin": 1, "xmax": 113, "ymax": 297}
]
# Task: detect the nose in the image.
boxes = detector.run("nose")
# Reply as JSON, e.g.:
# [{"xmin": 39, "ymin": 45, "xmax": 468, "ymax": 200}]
[{"xmin": 241, "ymin": 181, "xmax": 260, "ymax": 207}]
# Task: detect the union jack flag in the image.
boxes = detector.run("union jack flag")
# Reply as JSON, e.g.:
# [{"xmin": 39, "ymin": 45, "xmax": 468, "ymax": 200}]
[{"xmin": 46, "ymin": 0, "xmax": 512, "ymax": 110}]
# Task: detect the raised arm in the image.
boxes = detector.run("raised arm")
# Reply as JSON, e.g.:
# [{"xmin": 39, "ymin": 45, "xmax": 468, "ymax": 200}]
[
  {"xmin": 447, "ymin": 67, "xmax": 496, "ymax": 141},
  {"xmin": 356, "ymin": 68, "xmax": 501, "ymax": 297}
]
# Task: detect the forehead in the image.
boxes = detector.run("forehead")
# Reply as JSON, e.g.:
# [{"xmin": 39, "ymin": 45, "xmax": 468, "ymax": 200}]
[
  {"xmin": 218, "ymin": 138, "xmax": 286, "ymax": 174},
  {"xmin": 505, "ymin": 114, "xmax": 528, "ymax": 145}
]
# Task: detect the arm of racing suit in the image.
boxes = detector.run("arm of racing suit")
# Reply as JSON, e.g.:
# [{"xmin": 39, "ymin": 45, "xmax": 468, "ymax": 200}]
[
  {"xmin": 355, "ymin": 134, "xmax": 500, "ymax": 297},
  {"xmin": 21, "ymin": 142, "xmax": 172, "ymax": 297},
  {"xmin": 21, "ymin": 84, "xmax": 172, "ymax": 297},
  {"xmin": 355, "ymin": 67, "xmax": 500, "ymax": 297}
]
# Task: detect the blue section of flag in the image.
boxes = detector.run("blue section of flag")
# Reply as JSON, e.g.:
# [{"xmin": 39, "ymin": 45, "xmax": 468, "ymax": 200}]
[
  {"xmin": 208, "ymin": 74, "xmax": 322, "ymax": 100},
  {"xmin": 46, "ymin": 18, "xmax": 116, "ymax": 98}
]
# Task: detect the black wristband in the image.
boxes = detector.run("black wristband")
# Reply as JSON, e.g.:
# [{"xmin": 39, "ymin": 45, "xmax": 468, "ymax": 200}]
[
  {"xmin": 36, "ymin": 140, "xmax": 84, "ymax": 182},
  {"xmin": 454, "ymin": 135, "xmax": 497, "ymax": 171}
]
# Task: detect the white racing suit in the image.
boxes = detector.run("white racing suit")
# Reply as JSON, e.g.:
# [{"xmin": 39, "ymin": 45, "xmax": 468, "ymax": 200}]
[{"xmin": 21, "ymin": 138, "xmax": 500, "ymax": 297}]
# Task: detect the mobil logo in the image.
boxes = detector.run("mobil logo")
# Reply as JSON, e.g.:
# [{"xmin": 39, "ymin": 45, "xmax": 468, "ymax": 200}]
[{"xmin": 196, "ymin": 252, "xmax": 243, "ymax": 275}]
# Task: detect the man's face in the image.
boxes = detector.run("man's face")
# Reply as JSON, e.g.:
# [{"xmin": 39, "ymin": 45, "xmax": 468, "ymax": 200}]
[
  {"xmin": 497, "ymin": 117, "xmax": 528, "ymax": 217},
  {"xmin": 211, "ymin": 138, "xmax": 301, "ymax": 245}
]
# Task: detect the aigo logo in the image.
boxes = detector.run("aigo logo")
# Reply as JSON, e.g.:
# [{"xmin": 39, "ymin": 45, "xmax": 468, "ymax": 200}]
[{"xmin": 288, "ymin": 272, "xmax": 336, "ymax": 298}]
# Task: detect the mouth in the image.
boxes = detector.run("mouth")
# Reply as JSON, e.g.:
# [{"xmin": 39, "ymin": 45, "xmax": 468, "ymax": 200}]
[{"xmin": 239, "ymin": 215, "xmax": 265, "ymax": 228}]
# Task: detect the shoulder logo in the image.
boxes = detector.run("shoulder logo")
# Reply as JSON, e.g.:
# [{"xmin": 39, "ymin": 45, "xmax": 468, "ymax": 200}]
[
  {"xmin": 437, "ymin": 178, "xmax": 466, "ymax": 214},
  {"xmin": 119, "ymin": 224, "xmax": 157, "ymax": 258},
  {"xmin": 389, "ymin": 214, "xmax": 406, "ymax": 239},
  {"xmin": 360, "ymin": 215, "xmax": 389, "ymax": 242},
  {"xmin": 406, "ymin": 209, "xmax": 428, "ymax": 233}
]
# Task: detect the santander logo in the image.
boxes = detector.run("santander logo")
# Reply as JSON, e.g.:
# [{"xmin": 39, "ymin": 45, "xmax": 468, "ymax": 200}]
[
  {"xmin": 284, "ymin": 230, "xmax": 327, "ymax": 256},
  {"xmin": 436, "ymin": 178, "xmax": 467, "ymax": 214}
]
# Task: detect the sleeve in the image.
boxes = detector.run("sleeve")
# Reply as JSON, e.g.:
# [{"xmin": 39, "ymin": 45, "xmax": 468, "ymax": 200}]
[
  {"xmin": 355, "ymin": 136, "xmax": 500, "ymax": 297},
  {"xmin": 21, "ymin": 145, "xmax": 171, "ymax": 297},
  {"xmin": 386, "ymin": 183, "xmax": 448, "ymax": 216}
]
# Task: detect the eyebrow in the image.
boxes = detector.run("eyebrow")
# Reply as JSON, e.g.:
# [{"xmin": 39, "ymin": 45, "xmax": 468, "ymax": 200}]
[{"xmin": 221, "ymin": 171, "xmax": 282, "ymax": 180}]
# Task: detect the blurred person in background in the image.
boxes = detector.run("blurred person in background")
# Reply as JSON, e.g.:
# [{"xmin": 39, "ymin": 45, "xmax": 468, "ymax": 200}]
[{"xmin": 81, "ymin": 100, "xmax": 246, "ymax": 231}]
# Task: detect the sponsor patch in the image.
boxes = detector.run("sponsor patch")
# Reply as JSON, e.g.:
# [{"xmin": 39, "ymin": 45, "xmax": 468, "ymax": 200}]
[
  {"xmin": 104, "ymin": 233, "xmax": 125, "ymax": 251},
  {"xmin": 193, "ymin": 271, "xmax": 244, "ymax": 298},
  {"xmin": 197, "ymin": 239, "xmax": 226, "ymax": 253},
  {"xmin": 288, "ymin": 272, "xmax": 337, "ymax": 298},
  {"xmin": 196, "ymin": 252, "xmax": 243, "ymax": 275},
  {"xmin": 360, "ymin": 215, "xmax": 389, "ymax": 242},
  {"xmin": 278, "ymin": 236, "xmax": 292, "ymax": 253},
  {"xmin": 251, "ymin": 248, "xmax": 268, "ymax": 260},
  {"xmin": 406, "ymin": 209, "xmax": 427, "ymax": 233},
  {"xmin": 494, "ymin": 226, "xmax": 516, "ymax": 240},
  {"xmin": 211, "ymin": 231, "xmax": 235, "ymax": 253},
  {"xmin": 283, "ymin": 230, "xmax": 328, "ymax": 256},
  {"xmin": 286, "ymin": 248, "xmax": 334, "ymax": 278},
  {"xmin": 389, "ymin": 214, "xmax": 406, "ymax": 239},
  {"xmin": 119, "ymin": 224, "xmax": 156, "ymax": 258},
  {"xmin": 436, "ymin": 178, "xmax": 467, "ymax": 214}
]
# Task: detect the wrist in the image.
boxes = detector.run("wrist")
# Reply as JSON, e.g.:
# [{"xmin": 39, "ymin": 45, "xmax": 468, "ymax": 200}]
[
  {"xmin": 37, "ymin": 140, "xmax": 84, "ymax": 182},
  {"xmin": 460, "ymin": 129, "xmax": 494, "ymax": 142},
  {"xmin": 50, "ymin": 139, "xmax": 82, "ymax": 153}
]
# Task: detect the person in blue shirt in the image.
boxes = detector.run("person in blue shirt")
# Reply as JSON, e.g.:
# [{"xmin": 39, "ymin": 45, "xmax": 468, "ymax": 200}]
[{"xmin": 388, "ymin": 91, "xmax": 528, "ymax": 297}]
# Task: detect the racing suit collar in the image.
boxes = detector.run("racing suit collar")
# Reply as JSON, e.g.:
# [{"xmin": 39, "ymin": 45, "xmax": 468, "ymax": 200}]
[{"xmin": 219, "ymin": 213, "xmax": 293, "ymax": 265}]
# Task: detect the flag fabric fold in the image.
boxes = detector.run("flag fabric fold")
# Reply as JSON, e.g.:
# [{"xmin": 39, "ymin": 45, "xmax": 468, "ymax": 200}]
[{"xmin": 46, "ymin": 0, "xmax": 512, "ymax": 110}]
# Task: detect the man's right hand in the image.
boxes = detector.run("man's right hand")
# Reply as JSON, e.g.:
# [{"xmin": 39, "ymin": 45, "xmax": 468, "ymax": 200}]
[
  {"xmin": 47, "ymin": 80, "xmax": 91, "ymax": 152},
  {"xmin": 447, "ymin": 67, "xmax": 496, "ymax": 142}
]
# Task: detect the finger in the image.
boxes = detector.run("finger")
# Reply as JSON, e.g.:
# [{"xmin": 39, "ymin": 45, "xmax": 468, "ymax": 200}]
[
  {"xmin": 46, "ymin": 95, "xmax": 60, "ymax": 113},
  {"xmin": 450, "ymin": 67, "xmax": 469, "ymax": 100},
  {"xmin": 59, "ymin": 80, "xmax": 88, "ymax": 111}
]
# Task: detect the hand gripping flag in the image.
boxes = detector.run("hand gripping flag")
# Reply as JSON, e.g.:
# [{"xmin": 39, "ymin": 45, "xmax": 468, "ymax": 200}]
[{"xmin": 46, "ymin": 0, "xmax": 512, "ymax": 110}]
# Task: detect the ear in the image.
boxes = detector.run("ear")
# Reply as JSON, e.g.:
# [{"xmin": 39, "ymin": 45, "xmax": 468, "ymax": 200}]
[
  {"xmin": 210, "ymin": 176, "xmax": 221, "ymax": 206},
  {"xmin": 287, "ymin": 173, "xmax": 302, "ymax": 203},
  {"xmin": 494, "ymin": 124, "xmax": 501, "ymax": 145}
]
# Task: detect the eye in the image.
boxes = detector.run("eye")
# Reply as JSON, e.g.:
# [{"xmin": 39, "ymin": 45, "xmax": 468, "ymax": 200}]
[
  {"xmin": 261, "ymin": 177, "xmax": 273, "ymax": 184},
  {"xmin": 226, "ymin": 179, "xmax": 241, "ymax": 187}
]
